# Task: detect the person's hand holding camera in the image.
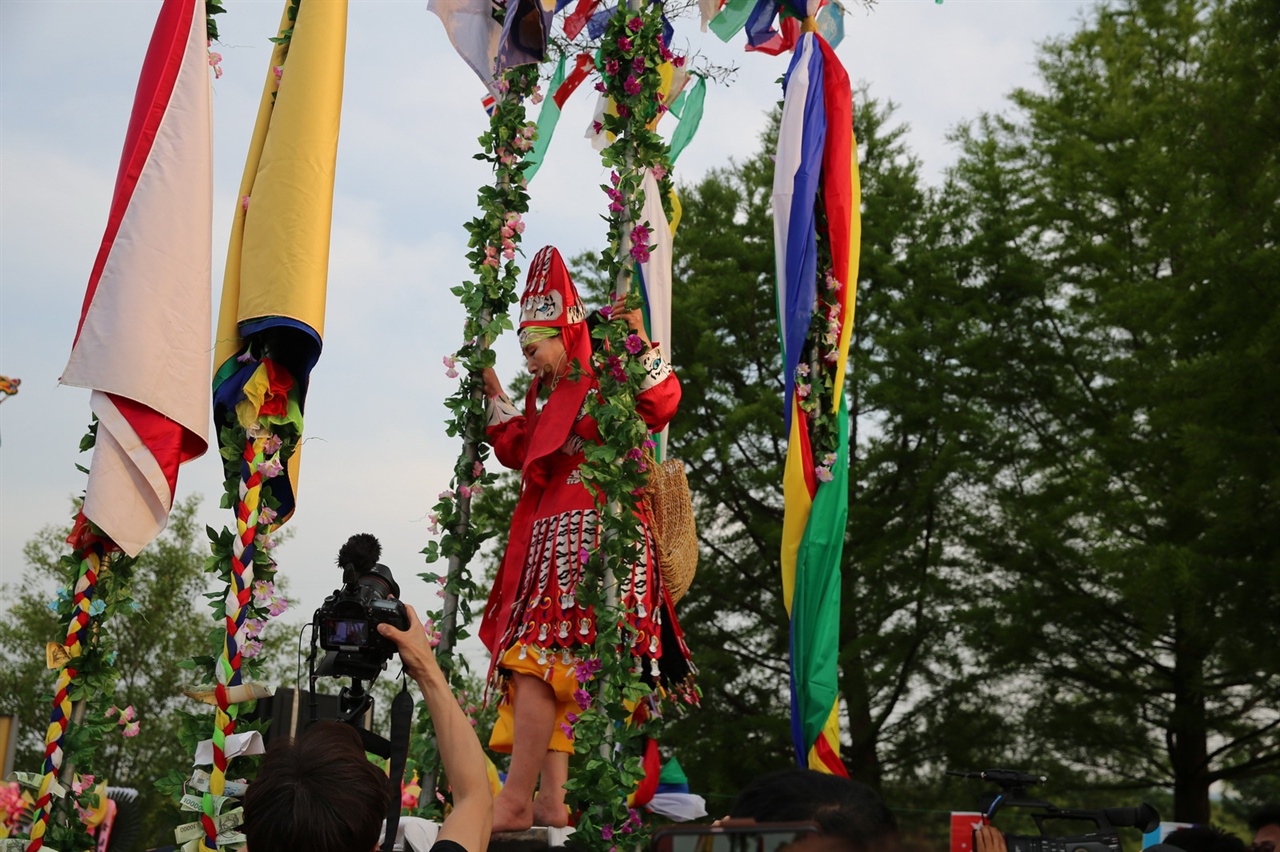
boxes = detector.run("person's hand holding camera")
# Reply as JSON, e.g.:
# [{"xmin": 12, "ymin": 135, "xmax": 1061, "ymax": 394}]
[
  {"xmin": 377, "ymin": 603, "xmax": 492, "ymax": 852},
  {"xmin": 976, "ymin": 825, "xmax": 1008, "ymax": 852},
  {"xmin": 377, "ymin": 602, "xmax": 441, "ymax": 686}
]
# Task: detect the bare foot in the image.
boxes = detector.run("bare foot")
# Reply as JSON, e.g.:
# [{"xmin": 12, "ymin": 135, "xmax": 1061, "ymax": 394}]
[
  {"xmin": 491, "ymin": 792, "xmax": 534, "ymax": 834},
  {"xmin": 533, "ymin": 794, "xmax": 570, "ymax": 828}
]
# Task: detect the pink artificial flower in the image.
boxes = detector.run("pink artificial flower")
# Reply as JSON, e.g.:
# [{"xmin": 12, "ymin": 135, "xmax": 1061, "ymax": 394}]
[
  {"xmin": 602, "ymin": 825, "xmax": 615, "ymax": 841},
  {"xmin": 258, "ymin": 457, "xmax": 284, "ymax": 479},
  {"xmin": 630, "ymin": 242, "xmax": 650, "ymax": 264},
  {"xmin": 578, "ymin": 547, "xmax": 590, "ymax": 565},
  {"xmin": 272, "ymin": 65, "xmax": 284, "ymax": 84},
  {"xmin": 643, "ymin": 437, "xmax": 657, "ymax": 450},
  {"xmin": 625, "ymin": 334, "xmax": 644, "ymax": 355},
  {"xmin": 472, "ymin": 461, "xmax": 485, "ymax": 478},
  {"xmin": 617, "ymin": 37, "xmax": 632, "ymax": 52},
  {"xmin": 631, "ymin": 224, "xmax": 650, "ymax": 248},
  {"xmin": 104, "ymin": 707, "xmax": 119, "ymax": 719},
  {"xmin": 605, "ymin": 58, "xmax": 620, "ymax": 76},
  {"xmin": 559, "ymin": 722, "xmax": 574, "ymax": 739},
  {"xmin": 600, "ymin": 304, "xmax": 614, "ymax": 319},
  {"xmin": 628, "ymin": 808, "xmax": 642, "ymax": 827},
  {"xmin": 428, "ymin": 513, "xmax": 440, "ymax": 534},
  {"xmin": 565, "ymin": 711, "xmax": 579, "ymax": 724},
  {"xmin": 624, "ymin": 75, "xmax": 642, "ymax": 96},
  {"xmin": 253, "ymin": 580, "xmax": 275, "ymax": 607},
  {"xmin": 122, "ymin": 721, "xmax": 141, "ymax": 737},
  {"xmin": 457, "ymin": 484, "xmax": 472, "ymax": 500},
  {"xmin": 650, "ymin": 164, "xmax": 668, "ymax": 181},
  {"xmin": 626, "ymin": 447, "xmax": 644, "ymax": 461},
  {"xmin": 816, "ymin": 467, "xmax": 834, "ymax": 483},
  {"xmin": 592, "ymin": 120, "xmax": 604, "ymax": 135},
  {"xmin": 574, "ymin": 688, "xmax": 592, "ymax": 710},
  {"xmin": 208, "ymin": 51, "xmax": 224, "ymax": 80},
  {"xmin": 263, "ymin": 434, "xmax": 284, "ymax": 455},
  {"xmin": 628, "ymin": 15, "xmax": 644, "ymax": 31},
  {"xmin": 439, "ymin": 489, "xmax": 454, "ymax": 500},
  {"xmin": 633, "ymin": 56, "xmax": 646, "ymax": 74},
  {"xmin": 259, "ymin": 505, "xmax": 278, "ymax": 525},
  {"xmin": 574, "ymin": 658, "xmax": 602, "ymax": 683},
  {"xmin": 673, "ymin": 55, "xmax": 686, "ymax": 68},
  {"xmin": 594, "ymin": 80, "xmax": 607, "ymax": 93}
]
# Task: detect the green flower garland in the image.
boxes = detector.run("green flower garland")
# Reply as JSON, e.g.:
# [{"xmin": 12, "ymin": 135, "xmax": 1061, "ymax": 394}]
[
  {"xmin": 16, "ymin": 422, "xmax": 144, "ymax": 851},
  {"xmin": 413, "ymin": 60, "xmax": 540, "ymax": 817},
  {"xmin": 565, "ymin": 6, "xmax": 684, "ymax": 850}
]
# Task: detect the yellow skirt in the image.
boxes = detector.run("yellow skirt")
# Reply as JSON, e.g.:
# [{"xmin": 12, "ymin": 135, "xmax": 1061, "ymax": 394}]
[{"xmin": 487, "ymin": 645, "xmax": 581, "ymax": 754}]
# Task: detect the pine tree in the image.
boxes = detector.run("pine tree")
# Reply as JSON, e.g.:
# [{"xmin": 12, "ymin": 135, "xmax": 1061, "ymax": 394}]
[{"xmin": 950, "ymin": 0, "xmax": 1280, "ymax": 820}]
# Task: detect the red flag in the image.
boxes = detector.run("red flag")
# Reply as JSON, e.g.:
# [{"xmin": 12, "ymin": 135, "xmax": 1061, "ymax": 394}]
[{"xmin": 61, "ymin": 0, "xmax": 213, "ymax": 556}]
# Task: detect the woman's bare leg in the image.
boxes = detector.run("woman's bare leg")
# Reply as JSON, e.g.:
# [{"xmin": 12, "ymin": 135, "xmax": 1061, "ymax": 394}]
[
  {"xmin": 533, "ymin": 750, "xmax": 570, "ymax": 827},
  {"xmin": 492, "ymin": 673, "xmax": 555, "ymax": 833}
]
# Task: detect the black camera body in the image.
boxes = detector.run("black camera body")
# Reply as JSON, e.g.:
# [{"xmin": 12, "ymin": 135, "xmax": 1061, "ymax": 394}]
[
  {"xmin": 951, "ymin": 769, "xmax": 1160, "ymax": 852},
  {"xmin": 314, "ymin": 534, "xmax": 410, "ymax": 681}
]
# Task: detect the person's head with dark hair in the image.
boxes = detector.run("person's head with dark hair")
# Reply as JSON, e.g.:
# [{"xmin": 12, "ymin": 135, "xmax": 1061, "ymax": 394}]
[
  {"xmin": 242, "ymin": 721, "xmax": 389, "ymax": 852},
  {"xmin": 730, "ymin": 769, "xmax": 899, "ymax": 852},
  {"xmin": 1250, "ymin": 807, "xmax": 1280, "ymax": 851},
  {"xmin": 1164, "ymin": 826, "xmax": 1248, "ymax": 852}
]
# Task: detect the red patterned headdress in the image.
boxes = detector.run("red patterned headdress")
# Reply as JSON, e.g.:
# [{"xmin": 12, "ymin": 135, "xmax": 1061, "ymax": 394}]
[{"xmin": 519, "ymin": 246, "xmax": 587, "ymax": 333}]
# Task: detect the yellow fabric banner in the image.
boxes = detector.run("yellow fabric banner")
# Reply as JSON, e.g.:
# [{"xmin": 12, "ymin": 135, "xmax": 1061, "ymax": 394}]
[{"xmin": 214, "ymin": 0, "xmax": 347, "ymax": 372}]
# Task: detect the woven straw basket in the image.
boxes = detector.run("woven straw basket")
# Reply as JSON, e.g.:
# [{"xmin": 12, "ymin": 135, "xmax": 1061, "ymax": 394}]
[{"xmin": 644, "ymin": 456, "xmax": 698, "ymax": 604}]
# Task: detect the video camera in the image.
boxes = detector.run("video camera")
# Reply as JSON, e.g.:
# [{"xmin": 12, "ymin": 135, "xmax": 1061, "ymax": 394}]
[
  {"xmin": 313, "ymin": 533, "xmax": 410, "ymax": 682},
  {"xmin": 949, "ymin": 769, "xmax": 1160, "ymax": 852}
]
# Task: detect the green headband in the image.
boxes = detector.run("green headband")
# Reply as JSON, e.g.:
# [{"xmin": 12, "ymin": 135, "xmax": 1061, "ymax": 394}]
[{"xmin": 518, "ymin": 326, "xmax": 560, "ymax": 347}]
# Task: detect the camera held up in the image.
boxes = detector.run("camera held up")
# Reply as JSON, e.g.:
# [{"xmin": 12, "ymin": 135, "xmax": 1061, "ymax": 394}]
[
  {"xmin": 313, "ymin": 533, "xmax": 410, "ymax": 682},
  {"xmin": 950, "ymin": 769, "xmax": 1160, "ymax": 852}
]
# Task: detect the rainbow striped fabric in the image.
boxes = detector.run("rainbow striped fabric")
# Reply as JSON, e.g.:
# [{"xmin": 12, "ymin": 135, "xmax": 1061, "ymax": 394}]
[{"xmin": 772, "ymin": 28, "xmax": 860, "ymax": 775}]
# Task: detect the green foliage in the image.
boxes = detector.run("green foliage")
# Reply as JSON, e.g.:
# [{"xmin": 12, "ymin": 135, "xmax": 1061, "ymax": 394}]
[
  {"xmin": 943, "ymin": 0, "xmax": 1280, "ymax": 821},
  {"xmin": 0, "ymin": 495, "xmax": 294, "ymax": 847}
]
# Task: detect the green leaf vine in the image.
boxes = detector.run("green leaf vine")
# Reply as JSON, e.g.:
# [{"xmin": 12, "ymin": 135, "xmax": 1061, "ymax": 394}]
[
  {"xmin": 413, "ymin": 59, "xmax": 541, "ymax": 815},
  {"xmin": 563, "ymin": 6, "xmax": 687, "ymax": 850},
  {"xmin": 13, "ymin": 423, "xmax": 144, "ymax": 851}
]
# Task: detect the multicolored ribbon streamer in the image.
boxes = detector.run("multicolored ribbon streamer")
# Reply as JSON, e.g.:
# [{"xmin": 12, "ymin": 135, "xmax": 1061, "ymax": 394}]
[
  {"xmin": 773, "ymin": 27, "xmax": 860, "ymax": 775},
  {"xmin": 26, "ymin": 545, "xmax": 106, "ymax": 851}
]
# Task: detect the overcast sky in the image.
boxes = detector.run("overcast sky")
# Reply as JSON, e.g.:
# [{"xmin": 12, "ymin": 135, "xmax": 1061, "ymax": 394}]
[{"xmin": 0, "ymin": 0, "xmax": 1093, "ymax": 671}]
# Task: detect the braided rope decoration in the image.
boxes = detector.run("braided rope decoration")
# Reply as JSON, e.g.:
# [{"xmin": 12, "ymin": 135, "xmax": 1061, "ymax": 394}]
[
  {"xmin": 200, "ymin": 435, "xmax": 264, "ymax": 850},
  {"xmin": 25, "ymin": 547, "xmax": 102, "ymax": 852}
]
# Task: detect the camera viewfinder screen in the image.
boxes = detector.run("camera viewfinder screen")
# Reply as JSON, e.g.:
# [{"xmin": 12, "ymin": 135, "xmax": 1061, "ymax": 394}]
[{"xmin": 325, "ymin": 618, "xmax": 369, "ymax": 647}]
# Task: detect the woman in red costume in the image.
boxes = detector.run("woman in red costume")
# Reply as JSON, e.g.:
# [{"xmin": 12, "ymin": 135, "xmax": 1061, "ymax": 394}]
[{"xmin": 480, "ymin": 246, "xmax": 696, "ymax": 832}]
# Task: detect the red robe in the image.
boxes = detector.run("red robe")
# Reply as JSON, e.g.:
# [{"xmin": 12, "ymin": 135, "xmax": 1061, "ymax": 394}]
[{"xmin": 480, "ymin": 343, "xmax": 695, "ymax": 694}]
